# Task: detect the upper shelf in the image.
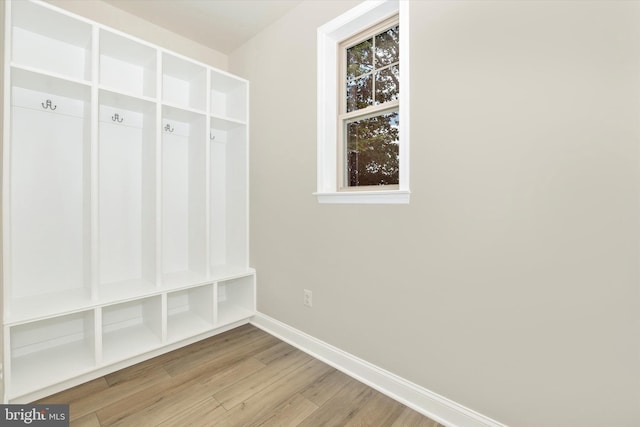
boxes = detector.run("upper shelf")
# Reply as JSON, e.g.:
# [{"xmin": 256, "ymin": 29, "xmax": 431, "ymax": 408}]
[
  {"xmin": 10, "ymin": 1, "xmax": 250, "ymax": 121},
  {"xmin": 99, "ymin": 29, "xmax": 157, "ymax": 99},
  {"xmin": 162, "ymin": 53, "xmax": 207, "ymax": 112},
  {"xmin": 11, "ymin": 0, "xmax": 92, "ymax": 82},
  {"xmin": 210, "ymin": 70, "xmax": 248, "ymax": 123}
]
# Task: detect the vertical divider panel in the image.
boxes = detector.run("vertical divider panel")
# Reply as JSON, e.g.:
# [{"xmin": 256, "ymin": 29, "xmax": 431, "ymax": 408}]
[
  {"xmin": 145, "ymin": 297, "xmax": 163, "ymax": 343},
  {"xmin": 94, "ymin": 307, "xmax": 102, "ymax": 366},
  {"xmin": 198, "ymin": 285, "xmax": 216, "ymax": 325},
  {"xmin": 90, "ymin": 25, "xmax": 99, "ymax": 301},
  {"xmin": 4, "ymin": 326, "xmax": 12, "ymax": 403},
  {"xmin": 160, "ymin": 293, "xmax": 167, "ymax": 344},
  {"xmin": 212, "ymin": 282, "xmax": 219, "ymax": 326},
  {"xmin": 3, "ymin": 0, "xmax": 14, "ymax": 322},
  {"xmin": 205, "ymin": 70, "xmax": 212, "ymax": 279},
  {"xmin": 155, "ymin": 50, "xmax": 163, "ymax": 289}
]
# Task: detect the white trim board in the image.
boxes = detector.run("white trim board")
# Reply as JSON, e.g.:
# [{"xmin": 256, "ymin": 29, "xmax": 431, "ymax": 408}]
[{"xmin": 251, "ymin": 313, "xmax": 508, "ymax": 427}]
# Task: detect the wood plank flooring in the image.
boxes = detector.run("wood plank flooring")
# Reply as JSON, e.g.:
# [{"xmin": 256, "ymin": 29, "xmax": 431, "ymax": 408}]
[{"xmin": 37, "ymin": 324, "xmax": 444, "ymax": 427}]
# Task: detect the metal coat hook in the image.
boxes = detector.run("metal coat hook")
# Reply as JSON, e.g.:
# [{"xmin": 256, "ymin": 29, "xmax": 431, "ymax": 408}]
[
  {"xmin": 164, "ymin": 124, "xmax": 174, "ymax": 133},
  {"xmin": 112, "ymin": 113, "xmax": 124, "ymax": 123},
  {"xmin": 41, "ymin": 99, "xmax": 57, "ymax": 110},
  {"xmin": 210, "ymin": 133, "xmax": 216, "ymax": 141}
]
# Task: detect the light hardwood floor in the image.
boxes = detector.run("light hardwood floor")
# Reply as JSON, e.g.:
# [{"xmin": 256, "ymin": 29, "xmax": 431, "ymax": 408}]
[{"xmin": 37, "ymin": 324, "xmax": 444, "ymax": 427}]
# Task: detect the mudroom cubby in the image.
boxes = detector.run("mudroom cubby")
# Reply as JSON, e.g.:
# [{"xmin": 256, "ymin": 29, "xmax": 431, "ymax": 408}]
[
  {"xmin": 3, "ymin": 0, "xmax": 254, "ymax": 403},
  {"xmin": 162, "ymin": 53, "xmax": 207, "ymax": 112},
  {"xmin": 8, "ymin": 67, "xmax": 92, "ymax": 323},
  {"xmin": 167, "ymin": 285, "xmax": 215, "ymax": 343},
  {"xmin": 101, "ymin": 297, "xmax": 163, "ymax": 364},
  {"xmin": 10, "ymin": 0, "xmax": 92, "ymax": 82},
  {"xmin": 161, "ymin": 107, "xmax": 208, "ymax": 289},
  {"xmin": 8, "ymin": 311, "xmax": 97, "ymax": 399},
  {"xmin": 216, "ymin": 275, "xmax": 255, "ymax": 327},
  {"xmin": 98, "ymin": 90, "xmax": 157, "ymax": 302},
  {"xmin": 210, "ymin": 69, "xmax": 248, "ymax": 123},
  {"xmin": 99, "ymin": 29, "xmax": 157, "ymax": 99},
  {"xmin": 210, "ymin": 119, "xmax": 249, "ymax": 271}
]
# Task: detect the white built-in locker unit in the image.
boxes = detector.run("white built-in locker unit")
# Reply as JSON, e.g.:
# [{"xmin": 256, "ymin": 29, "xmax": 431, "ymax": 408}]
[{"xmin": 2, "ymin": 0, "xmax": 255, "ymax": 403}]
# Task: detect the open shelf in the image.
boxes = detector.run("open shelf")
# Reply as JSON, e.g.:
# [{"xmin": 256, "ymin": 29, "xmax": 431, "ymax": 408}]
[
  {"xmin": 98, "ymin": 90, "xmax": 157, "ymax": 295},
  {"xmin": 11, "ymin": 0, "xmax": 92, "ymax": 81},
  {"xmin": 209, "ymin": 265, "xmax": 256, "ymax": 282},
  {"xmin": 167, "ymin": 285, "xmax": 214, "ymax": 343},
  {"xmin": 9, "ymin": 311, "xmax": 95, "ymax": 399},
  {"xmin": 101, "ymin": 297, "xmax": 162, "ymax": 364},
  {"xmin": 162, "ymin": 53, "xmax": 206, "ymax": 112},
  {"xmin": 210, "ymin": 70, "xmax": 247, "ymax": 123},
  {"xmin": 99, "ymin": 29, "xmax": 156, "ymax": 98},
  {"xmin": 8, "ymin": 67, "xmax": 92, "ymax": 314},
  {"xmin": 216, "ymin": 276, "xmax": 255, "ymax": 327},
  {"xmin": 161, "ymin": 106, "xmax": 207, "ymax": 287},
  {"xmin": 210, "ymin": 122, "xmax": 248, "ymax": 270},
  {"xmin": 7, "ymin": 289, "xmax": 93, "ymax": 325}
]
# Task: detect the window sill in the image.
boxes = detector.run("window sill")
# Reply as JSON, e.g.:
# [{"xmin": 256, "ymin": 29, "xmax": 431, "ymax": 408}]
[{"xmin": 314, "ymin": 190, "xmax": 410, "ymax": 205}]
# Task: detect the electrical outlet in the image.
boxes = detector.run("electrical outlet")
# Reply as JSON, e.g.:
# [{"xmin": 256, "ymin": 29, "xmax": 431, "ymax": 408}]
[{"xmin": 303, "ymin": 289, "xmax": 312, "ymax": 307}]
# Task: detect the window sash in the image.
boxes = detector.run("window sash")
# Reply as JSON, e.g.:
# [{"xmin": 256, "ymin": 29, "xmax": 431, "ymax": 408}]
[
  {"xmin": 339, "ymin": 16, "xmax": 399, "ymax": 116},
  {"xmin": 338, "ymin": 104, "xmax": 399, "ymax": 190},
  {"xmin": 338, "ymin": 16, "xmax": 399, "ymax": 190}
]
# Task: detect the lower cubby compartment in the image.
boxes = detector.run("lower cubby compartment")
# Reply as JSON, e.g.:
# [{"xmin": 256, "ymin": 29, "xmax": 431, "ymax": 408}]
[
  {"xmin": 9, "ymin": 311, "xmax": 96, "ymax": 399},
  {"xmin": 101, "ymin": 297, "xmax": 162, "ymax": 364},
  {"xmin": 5, "ymin": 272, "xmax": 256, "ymax": 402},
  {"xmin": 167, "ymin": 285, "xmax": 214, "ymax": 343},
  {"xmin": 217, "ymin": 275, "xmax": 255, "ymax": 327}
]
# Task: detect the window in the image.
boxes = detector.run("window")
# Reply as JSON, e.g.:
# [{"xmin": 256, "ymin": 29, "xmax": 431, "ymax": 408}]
[
  {"xmin": 316, "ymin": 0, "xmax": 409, "ymax": 204},
  {"xmin": 340, "ymin": 19, "xmax": 399, "ymax": 189}
]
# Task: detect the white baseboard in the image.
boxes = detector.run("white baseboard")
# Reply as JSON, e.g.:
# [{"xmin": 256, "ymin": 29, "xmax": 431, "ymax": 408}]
[{"xmin": 251, "ymin": 312, "xmax": 507, "ymax": 427}]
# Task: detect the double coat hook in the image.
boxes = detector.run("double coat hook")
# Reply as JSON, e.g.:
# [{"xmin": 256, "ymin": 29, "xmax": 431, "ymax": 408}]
[
  {"xmin": 164, "ymin": 124, "xmax": 174, "ymax": 133},
  {"xmin": 112, "ymin": 113, "xmax": 124, "ymax": 123},
  {"xmin": 41, "ymin": 99, "xmax": 57, "ymax": 110}
]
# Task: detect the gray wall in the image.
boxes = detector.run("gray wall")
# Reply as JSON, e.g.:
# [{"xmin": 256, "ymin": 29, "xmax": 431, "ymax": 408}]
[{"xmin": 229, "ymin": 1, "xmax": 640, "ymax": 426}]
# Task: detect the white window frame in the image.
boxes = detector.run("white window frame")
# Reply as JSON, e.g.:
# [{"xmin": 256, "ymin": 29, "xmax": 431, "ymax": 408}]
[{"xmin": 316, "ymin": 0, "xmax": 409, "ymax": 204}]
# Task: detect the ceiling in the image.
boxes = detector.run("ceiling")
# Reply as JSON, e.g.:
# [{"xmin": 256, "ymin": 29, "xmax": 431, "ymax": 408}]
[{"xmin": 103, "ymin": 0, "xmax": 303, "ymax": 54}]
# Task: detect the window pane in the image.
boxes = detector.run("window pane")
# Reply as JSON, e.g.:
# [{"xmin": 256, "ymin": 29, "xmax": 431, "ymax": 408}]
[
  {"xmin": 346, "ymin": 38, "xmax": 373, "ymax": 80},
  {"xmin": 375, "ymin": 25, "xmax": 399, "ymax": 67},
  {"xmin": 345, "ymin": 111, "xmax": 399, "ymax": 187},
  {"xmin": 346, "ymin": 74, "xmax": 373, "ymax": 112},
  {"xmin": 375, "ymin": 65, "xmax": 399, "ymax": 105}
]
